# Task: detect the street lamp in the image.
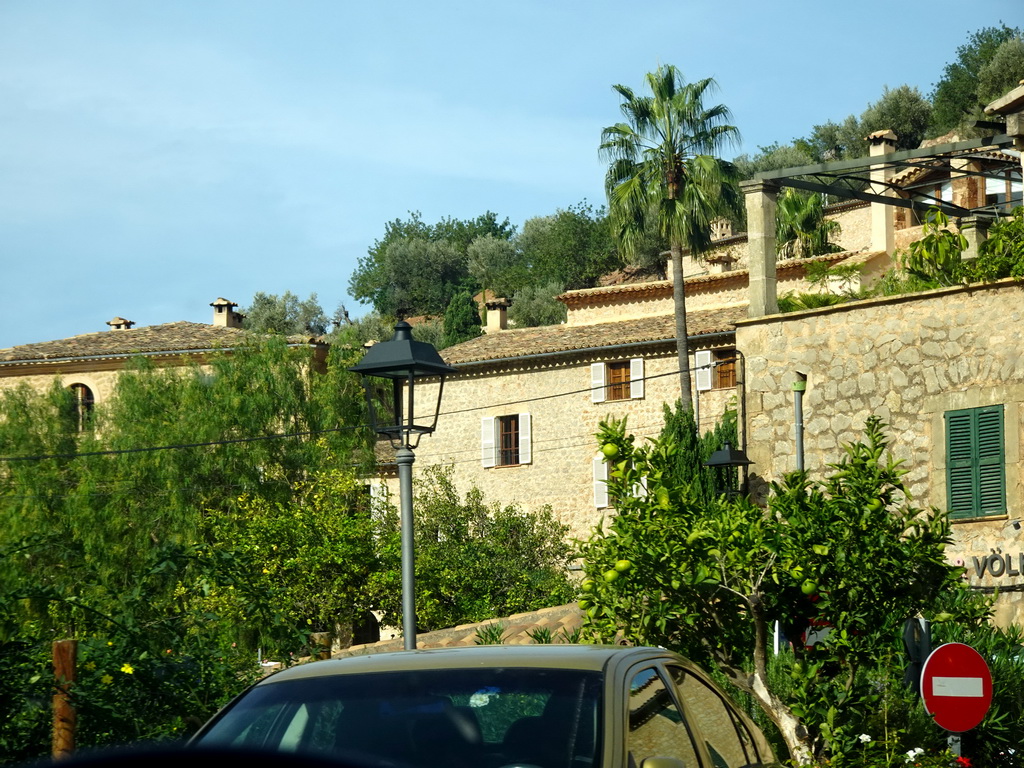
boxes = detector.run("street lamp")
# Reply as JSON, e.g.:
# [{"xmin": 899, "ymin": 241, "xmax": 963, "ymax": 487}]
[
  {"xmin": 705, "ymin": 441, "xmax": 753, "ymax": 499},
  {"xmin": 349, "ymin": 321, "xmax": 457, "ymax": 650}
]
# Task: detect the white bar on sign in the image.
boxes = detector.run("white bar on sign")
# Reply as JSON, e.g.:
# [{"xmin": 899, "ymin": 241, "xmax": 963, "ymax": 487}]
[{"xmin": 932, "ymin": 676, "xmax": 984, "ymax": 697}]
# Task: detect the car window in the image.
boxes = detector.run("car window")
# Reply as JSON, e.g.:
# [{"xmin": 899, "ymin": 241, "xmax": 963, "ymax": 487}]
[
  {"xmin": 667, "ymin": 666, "xmax": 761, "ymax": 768},
  {"xmin": 197, "ymin": 667, "xmax": 601, "ymax": 768},
  {"xmin": 628, "ymin": 666, "xmax": 702, "ymax": 768}
]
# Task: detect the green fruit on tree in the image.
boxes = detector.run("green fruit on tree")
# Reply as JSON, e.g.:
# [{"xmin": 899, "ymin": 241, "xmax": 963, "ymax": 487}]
[
  {"xmin": 601, "ymin": 443, "xmax": 620, "ymax": 459},
  {"xmin": 867, "ymin": 498, "xmax": 884, "ymax": 512},
  {"xmin": 800, "ymin": 579, "xmax": 818, "ymax": 595},
  {"xmin": 614, "ymin": 559, "xmax": 632, "ymax": 573},
  {"xmin": 603, "ymin": 570, "xmax": 620, "ymax": 583},
  {"xmin": 581, "ymin": 579, "xmax": 596, "ymax": 593},
  {"xmin": 578, "ymin": 598, "xmax": 591, "ymax": 610}
]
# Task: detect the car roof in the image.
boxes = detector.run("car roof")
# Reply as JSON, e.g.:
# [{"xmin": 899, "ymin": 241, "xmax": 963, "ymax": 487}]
[{"xmin": 258, "ymin": 645, "xmax": 680, "ymax": 685}]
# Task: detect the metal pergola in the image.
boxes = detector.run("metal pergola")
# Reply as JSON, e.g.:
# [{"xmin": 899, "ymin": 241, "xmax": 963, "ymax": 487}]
[{"xmin": 754, "ymin": 133, "xmax": 1021, "ymax": 220}]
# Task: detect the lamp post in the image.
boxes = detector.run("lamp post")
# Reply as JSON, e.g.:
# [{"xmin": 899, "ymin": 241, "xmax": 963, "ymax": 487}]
[
  {"xmin": 349, "ymin": 321, "xmax": 457, "ymax": 650},
  {"xmin": 705, "ymin": 441, "xmax": 753, "ymax": 499}
]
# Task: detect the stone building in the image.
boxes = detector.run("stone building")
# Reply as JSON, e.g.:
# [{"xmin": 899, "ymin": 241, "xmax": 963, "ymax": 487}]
[
  {"xmin": 391, "ymin": 253, "xmax": 873, "ymax": 540},
  {"xmin": 0, "ymin": 298, "xmax": 325, "ymax": 416}
]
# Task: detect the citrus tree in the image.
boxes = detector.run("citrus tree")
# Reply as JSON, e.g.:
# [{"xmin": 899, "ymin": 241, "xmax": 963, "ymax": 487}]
[{"xmin": 579, "ymin": 417, "xmax": 974, "ymax": 765}]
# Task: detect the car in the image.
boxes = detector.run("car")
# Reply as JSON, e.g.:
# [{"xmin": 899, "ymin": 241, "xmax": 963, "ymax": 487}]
[{"xmin": 190, "ymin": 644, "xmax": 775, "ymax": 768}]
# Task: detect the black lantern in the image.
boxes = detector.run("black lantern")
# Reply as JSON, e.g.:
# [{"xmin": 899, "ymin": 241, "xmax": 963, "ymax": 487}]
[
  {"xmin": 349, "ymin": 321, "xmax": 457, "ymax": 651},
  {"xmin": 705, "ymin": 441, "xmax": 753, "ymax": 498},
  {"xmin": 349, "ymin": 321, "xmax": 458, "ymax": 449}
]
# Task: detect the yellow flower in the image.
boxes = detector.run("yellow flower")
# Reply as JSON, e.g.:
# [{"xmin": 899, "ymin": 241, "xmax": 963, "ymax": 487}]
[
  {"xmin": 107, "ymin": 641, "xmax": 113, "ymax": 646},
  {"xmin": 84, "ymin": 661, "xmax": 97, "ymax": 671},
  {"xmin": 120, "ymin": 663, "xmax": 134, "ymax": 675},
  {"xmin": 101, "ymin": 674, "xmax": 113, "ymax": 685}
]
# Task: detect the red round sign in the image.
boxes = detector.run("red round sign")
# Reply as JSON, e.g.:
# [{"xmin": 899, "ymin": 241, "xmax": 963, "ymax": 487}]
[{"xmin": 921, "ymin": 642, "xmax": 993, "ymax": 732}]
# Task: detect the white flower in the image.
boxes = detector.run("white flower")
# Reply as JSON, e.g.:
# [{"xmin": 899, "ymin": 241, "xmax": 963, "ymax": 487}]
[
  {"xmin": 858, "ymin": 734, "xmax": 872, "ymax": 744},
  {"xmin": 905, "ymin": 747, "xmax": 924, "ymax": 762}
]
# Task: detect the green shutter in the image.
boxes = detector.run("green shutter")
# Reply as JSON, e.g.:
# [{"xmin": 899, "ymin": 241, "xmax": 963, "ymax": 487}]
[{"xmin": 945, "ymin": 405, "xmax": 1005, "ymax": 518}]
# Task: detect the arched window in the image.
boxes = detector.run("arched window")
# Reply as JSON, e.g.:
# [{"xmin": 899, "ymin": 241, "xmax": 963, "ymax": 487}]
[{"xmin": 69, "ymin": 383, "xmax": 94, "ymax": 430}]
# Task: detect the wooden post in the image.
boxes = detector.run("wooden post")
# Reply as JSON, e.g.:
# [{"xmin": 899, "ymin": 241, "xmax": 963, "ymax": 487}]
[{"xmin": 52, "ymin": 639, "xmax": 78, "ymax": 760}]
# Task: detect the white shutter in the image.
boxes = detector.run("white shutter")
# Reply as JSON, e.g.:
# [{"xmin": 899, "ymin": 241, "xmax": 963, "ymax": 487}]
[
  {"xmin": 593, "ymin": 456, "xmax": 609, "ymax": 508},
  {"xmin": 695, "ymin": 350, "xmax": 712, "ymax": 392},
  {"xmin": 633, "ymin": 474, "xmax": 649, "ymax": 499},
  {"xmin": 590, "ymin": 363, "xmax": 607, "ymax": 403},
  {"xmin": 630, "ymin": 358, "xmax": 645, "ymax": 400},
  {"xmin": 481, "ymin": 417, "xmax": 496, "ymax": 467},
  {"xmin": 518, "ymin": 413, "xmax": 532, "ymax": 464}
]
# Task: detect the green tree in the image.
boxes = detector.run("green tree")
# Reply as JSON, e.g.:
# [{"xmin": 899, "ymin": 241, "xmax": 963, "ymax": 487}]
[
  {"xmin": 775, "ymin": 189, "xmax": 843, "ymax": 259},
  {"xmin": 374, "ymin": 466, "xmax": 575, "ymax": 633},
  {"xmin": 657, "ymin": 401, "xmax": 736, "ymax": 506},
  {"xmin": 441, "ymin": 290, "xmax": 482, "ymax": 348},
  {"xmin": 798, "ymin": 114, "xmax": 864, "ymax": 162},
  {"xmin": 965, "ymin": 205, "xmax": 1024, "ymax": 281},
  {"xmin": 0, "ymin": 341, "xmax": 380, "ymax": 754},
  {"xmin": 516, "ymin": 202, "xmax": 619, "ymax": 291},
  {"xmin": 242, "ymin": 291, "xmax": 329, "ymax": 336},
  {"xmin": 734, "ymin": 142, "xmax": 814, "ymax": 180},
  {"xmin": 349, "ymin": 211, "xmax": 513, "ymax": 318},
  {"xmin": 601, "ymin": 65, "xmax": 741, "ymax": 406},
  {"xmin": 899, "ymin": 208, "xmax": 968, "ymax": 286},
  {"xmin": 467, "ymin": 233, "xmax": 525, "ymax": 301},
  {"xmin": 579, "ymin": 417, "xmax": 968, "ymax": 764},
  {"xmin": 930, "ymin": 25, "xmax": 1022, "ymax": 136},
  {"xmin": 508, "ymin": 280, "xmax": 568, "ymax": 327},
  {"xmin": 859, "ymin": 85, "xmax": 933, "ymax": 152},
  {"xmin": 977, "ymin": 36, "xmax": 1024, "ymax": 107}
]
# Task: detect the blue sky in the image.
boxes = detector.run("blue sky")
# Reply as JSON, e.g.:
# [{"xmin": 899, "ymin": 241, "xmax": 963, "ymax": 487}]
[{"xmin": 1, "ymin": 1, "xmax": 1020, "ymax": 349}]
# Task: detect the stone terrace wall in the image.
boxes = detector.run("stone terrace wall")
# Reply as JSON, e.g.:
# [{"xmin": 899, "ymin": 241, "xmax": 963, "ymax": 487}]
[{"xmin": 736, "ymin": 280, "xmax": 1024, "ymax": 624}]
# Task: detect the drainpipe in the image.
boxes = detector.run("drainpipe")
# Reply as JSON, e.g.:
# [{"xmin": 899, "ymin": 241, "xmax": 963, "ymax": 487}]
[{"xmin": 793, "ymin": 373, "xmax": 807, "ymax": 472}]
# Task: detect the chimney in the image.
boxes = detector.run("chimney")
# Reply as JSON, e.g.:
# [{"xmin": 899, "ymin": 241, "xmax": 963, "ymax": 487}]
[
  {"xmin": 106, "ymin": 316, "xmax": 135, "ymax": 331},
  {"xmin": 484, "ymin": 298, "xmax": 510, "ymax": 333},
  {"xmin": 210, "ymin": 297, "xmax": 244, "ymax": 328},
  {"xmin": 867, "ymin": 130, "xmax": 897, "ymax": 255}
]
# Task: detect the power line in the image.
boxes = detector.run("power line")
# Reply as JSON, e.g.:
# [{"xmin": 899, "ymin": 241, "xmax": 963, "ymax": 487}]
[{"xmin": 0, "ymin": 358, "xmax": 723, "ymax": 464}]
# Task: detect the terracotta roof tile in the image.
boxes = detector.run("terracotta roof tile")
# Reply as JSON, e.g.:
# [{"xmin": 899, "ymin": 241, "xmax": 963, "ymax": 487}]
[
  {"xmin": 441, "ymin": 306, "xmax": 746, "ymax": 366},
  {"xmin": 0, "ymin": 322, "xmax": 313, "ymax": 364}
]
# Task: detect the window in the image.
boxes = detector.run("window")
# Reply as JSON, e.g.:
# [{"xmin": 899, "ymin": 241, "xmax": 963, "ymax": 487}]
[
  {"xmin": 591, "ymin": 359, "xmax": 644, "ymax": 403},
  {"xmin": 481, "ymin": 414, "xmax": 531, "ymax": 467},
  {"xmin": 986, "ymin": 172, "xmax": 1023, "ymax": 212},
  {"xmin": 593, "ymin": 457, "xmax": 647, "ymax": 509},
  {"xmin": 627, "ymin": 667, "xmax": 700, "ymax": 768},
  {"xmin": 945, "ymin": 405, "xmax": 1005, "ymax": 519},
  {"xmin": 695, "ymin": 349, "xmax": 736, "ymax": 391},
  {"xmin": 69, "ymin": 383, "xmax": 94, "ymax": 430},
  {"xmin": 668, "ymin": 665, "xmax": 765, "ymax": 768}
]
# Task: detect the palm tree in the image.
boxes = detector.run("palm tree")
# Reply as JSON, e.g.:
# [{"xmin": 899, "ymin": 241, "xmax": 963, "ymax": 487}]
[
  {"xmin": 601, "ymin": 65, "xmax": 740, "ymax": 408},
  {"xmin": 775, "ymin": 189, "xmax": 842, "ymax": 259}
]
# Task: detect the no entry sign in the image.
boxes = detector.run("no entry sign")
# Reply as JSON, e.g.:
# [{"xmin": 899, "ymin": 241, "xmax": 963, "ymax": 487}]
[{"xmin": 921, "ymin": 642, "xmax": 993, "ymax": 732}]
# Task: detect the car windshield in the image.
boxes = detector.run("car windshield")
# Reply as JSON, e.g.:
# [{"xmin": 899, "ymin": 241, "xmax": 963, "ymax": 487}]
[{"xmin": 197, "ymin": 666, "xmax": 602, "ymax": 768}]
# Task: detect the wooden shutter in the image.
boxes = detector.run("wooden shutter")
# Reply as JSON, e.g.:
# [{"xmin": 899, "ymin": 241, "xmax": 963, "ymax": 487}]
[
  {"xmin": 591, "ymin": 363, "xmax": 607, "ymax": 403},
  {"xmin": 593, "ymin": 456, "xmax": 609, "ymax": 508},
  {"xmin": 518, "ymin": 412, "xmax": 532, "ymax": 465},
  {"xmin": 945, "ymin": 405, "xmax": 1005, "ymax": 518},
  {"xmin": 630, "ymin": 358, "xmax": 645, "ymax": 400},
  {"xmin": 481, "ymin": 417, "xmax": 496, "ymax": 468},
  {"xmin": 695, "ymin": 350, "xmax": 712, "ymax": 392},
  {"xmin": 976, "ymin": 405, "xmax": 1005, "ymax": 515}
]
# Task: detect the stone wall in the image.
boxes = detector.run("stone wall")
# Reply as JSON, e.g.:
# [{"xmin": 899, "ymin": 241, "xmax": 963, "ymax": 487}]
[
  {"xmin": 736, "ymin": 280, "xmax": 1024, "ymax": 624},
  {"xmin": 828, "ymin": 203, "xmax": 871, "ymax": 253}
]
